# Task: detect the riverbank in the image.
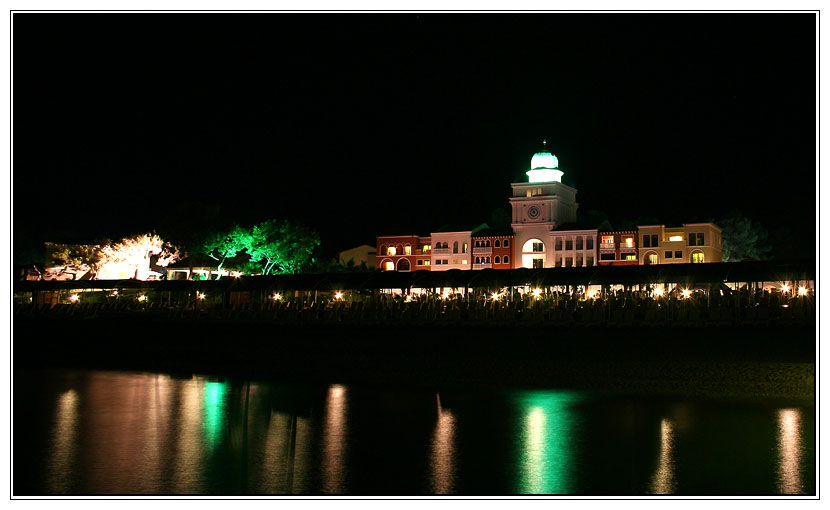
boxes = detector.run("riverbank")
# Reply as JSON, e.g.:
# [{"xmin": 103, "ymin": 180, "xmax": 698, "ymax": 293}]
[{"xmin": 14, "ymin": 317, "xmax": 815, "ymax": 400}]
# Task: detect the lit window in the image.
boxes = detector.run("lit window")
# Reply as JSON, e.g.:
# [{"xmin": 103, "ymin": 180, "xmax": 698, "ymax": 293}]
[
  {"xmin": 404, "ymin": 244, "xmax": 412, "ymax": 255},
  {"xmin": 461, "ymin": 259, "xmax": 468, "ymax": 264},
  {"xmin": 691, "ymin": 251, "xmax": 704, "ymax": 263},
  {"xmin": 421, "ymin": 245, "xmax": 431, "ymax": 254},
  {"xmin": 623, "ymin": 237, "xmax": 634, "ymax": 248},
  {"xmin": 387, "ymin": 246, "xmax": 396, "ymax": 256},
  {"xmin": 453, "ymin": 242, "xmax": 459, "ymax": 254},
  {"xmin": 384, "ymin": 261, "xmax": 394, "ymax": 271},
  {"xmin": 647, "ymin": 253, "xmax": 658, "ymax": 265},
  {"xmin": 423, "ymin": 260, "xmax": 430, "ymax": 266},
  {"xmin": 463, "ymin": 243, "xmax": 468, "ymax": 253},
  {"xmin": 526, "ymin": 190, "xmax": 532, "ymax": 197},
  {"xmin": 601, "ymin": 236, "xmax": 614, "ymax": 245},
  {"xmin": 624, "ymin": 254, "xmax": 636, "ymax": 261},
  {"xmin": 533, "ymin": 242, "xmax": 544, "ymax": 252},
  {"xmin": 669, "ymin": 235, "xmax": 683, "ymax": 242}
]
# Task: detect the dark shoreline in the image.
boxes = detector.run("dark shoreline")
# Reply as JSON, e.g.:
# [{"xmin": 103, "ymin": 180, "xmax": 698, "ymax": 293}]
[{"xmin": 14, "ymin": 317, "xmax": 816, "ymax": 401}]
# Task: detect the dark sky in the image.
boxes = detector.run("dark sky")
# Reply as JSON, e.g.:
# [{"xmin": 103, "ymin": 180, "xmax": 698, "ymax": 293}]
[{"xmin": 13, "ymin": 13, "xmax": 816, "ymax": 262}]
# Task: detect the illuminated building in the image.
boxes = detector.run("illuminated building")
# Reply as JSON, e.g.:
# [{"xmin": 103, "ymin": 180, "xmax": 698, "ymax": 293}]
[
  {"xmin": 377, "ymin": 235, "xmax": 432, "ymax": 272},
  {"xmin": 597, "ymin": 230, "xmax": 639, "ymax": 266},
  {"xmin": 376, "ymin": 143, "xmax": 721, "ymax": 271},
  {"xmin": 637, "ymin": 224, "xmax": 723, "ymax": 265},
  {"xmin": 549, "ymin": 226, "xmax": 598, "ymax": 268}
]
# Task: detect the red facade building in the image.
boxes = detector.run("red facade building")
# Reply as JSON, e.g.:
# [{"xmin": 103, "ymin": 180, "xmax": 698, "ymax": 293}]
[
  {"xmin": 471, "ymin": 232, "xmax": 514, "ymax": 270},
  {"xmin": 376, "ymin": 235, "xmax": 432, "ymax": 271},
  {"xmin": 597, "ymin": 230, "xmax": 639, "ymax": 266}
]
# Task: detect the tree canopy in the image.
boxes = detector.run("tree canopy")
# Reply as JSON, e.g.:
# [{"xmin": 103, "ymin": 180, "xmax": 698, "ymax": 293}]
[
  {"xmin": 196, "ymin": 219, "xmax": 320, "ymax": 276},
  {"xmin": 718, "ymin": 211, "xmax": 772, "ymax": 262}
]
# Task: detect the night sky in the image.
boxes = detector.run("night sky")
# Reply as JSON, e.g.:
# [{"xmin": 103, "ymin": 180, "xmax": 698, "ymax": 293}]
[{"xmin": 13, "ymin": 13, "xmax": 816, "ymax": 263}]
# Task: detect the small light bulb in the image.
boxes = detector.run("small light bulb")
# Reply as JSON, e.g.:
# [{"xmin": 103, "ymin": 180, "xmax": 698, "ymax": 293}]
[
  {"xmin": 69, "ymin": 294, "xmax": 79, "ymax": 302},
  {"xmin": 682, "ymin": 289, "xmax": 692, "ymax": 299},
  {"xmin": 798, "ymin": 287, "xmax": 808, "ymax": 296},
  {"xmin": 491, "ymin": 293, "xmax": 500, "ymax": 301},
  {"xmin": 273, "ymin": 293, "xmax": 281, "ymax": 301},
  {"xmin": 197, "ymin": 292, "xmax": 205, "ymax": 300},
  {"xmin": 335, "ymin": 291, "xmax": 343, "ymax": 300}
]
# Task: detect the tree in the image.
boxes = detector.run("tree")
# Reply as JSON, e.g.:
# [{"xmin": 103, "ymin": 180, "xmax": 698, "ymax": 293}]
[
  {"xmin": 198, "ymin": 224, "xmax": 252, "ymax": 277},
  {"xmin": 97, "ymin": 233, "xmax": 183, "ymax": 279},
  {"xmin": 247, "ymin": 219, "xmax": 320, "ymax": 275},
  {"xmin": 717, "ymin": 211, "xmax": 772, "ymax": 262}
]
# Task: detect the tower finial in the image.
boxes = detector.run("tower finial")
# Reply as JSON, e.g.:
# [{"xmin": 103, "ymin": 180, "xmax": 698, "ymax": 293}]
[{"xmin": 542, "ymin": 139, "xmax": 547, "ymax": 150}]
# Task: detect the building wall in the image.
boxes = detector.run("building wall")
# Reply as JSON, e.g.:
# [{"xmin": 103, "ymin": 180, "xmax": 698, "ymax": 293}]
[
  {"xmin": 430, "ymin": 231, "xmax": 472, "ymax": 270},
  {"xmin": 550, "ymin": 229, "xmax": 598, "ymax": 267},
  {"xmin": 338, "ymin": 244, "xmax": 377, "ymax": 268},
  {"xmin": 377, "ymin": 235, "xmax": 430, "ymax": 272},
  {"xmin": 597, "ymin": 231, "xmax": 639, "ymax": 266},
  {"xmin": 637, "ymin": 223, "xmax": 722, "ymax": 265},
  {"xmin": 471, "ymin": 235, "xmax": 514, "ymax": 269}
]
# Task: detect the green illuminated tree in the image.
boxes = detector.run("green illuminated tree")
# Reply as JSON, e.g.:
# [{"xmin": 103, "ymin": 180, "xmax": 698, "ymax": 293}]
[
  {"xmin": 247, "ymin": 219, "xmax": 320, "ymax": 275},
  {"xmin": 199, "ymin": 224, "xmax": 252, "ymax": 277},
  {"xmin": 718, "ymin": 211, "xmax": 772, "ymax": 262}
]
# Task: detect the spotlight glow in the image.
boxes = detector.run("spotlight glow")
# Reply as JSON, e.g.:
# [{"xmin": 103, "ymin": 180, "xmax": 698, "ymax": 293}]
[
  {"xmin": 69, "ymin": 294, "xmax": 79, "ymax": 302},
  {"xmin": 682, "ymin": 289, "xmax": 692, "ymax": 299},
  {"xmin": 137, "ymin": 295, "xmax": 147, "ymax": 302},
  {"xmin": 491, "ymin": 292, "xmax": 500, "ymax": 301},
  {"xmin": 654, "ymin": 288, "xmax": 665, "ymax": 297},
  {"xmin": 532, "ymin": 289, "xmax": 542, "ymax": 299},
  {"xmin": 197, "ymin": 292, "xmax": 206, "ymax": 300},
  {"xmin": 781, "ymin": 284, "xmax": 790, "ymax": 293},
  {"xmin": 272, "ymin": 293, "xmax": 282, "ymax": 301},
  {"xmin": 798, "ymin": 287, "xmax": 808, "ymax": 296},
  {"xmin": 335, "ymin": 291, "xmax": 344, "ymax": 300}
]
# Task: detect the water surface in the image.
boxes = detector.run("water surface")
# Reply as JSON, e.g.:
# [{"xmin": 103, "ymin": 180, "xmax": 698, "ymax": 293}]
[{"xmin": 14, "ymin": 370, "xmax": 815, "ymax": 495}]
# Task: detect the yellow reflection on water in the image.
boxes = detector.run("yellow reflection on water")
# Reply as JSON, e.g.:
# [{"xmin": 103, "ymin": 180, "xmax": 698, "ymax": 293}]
[
  {"xmin": 261, "ymin": 411, "xmax": 311, "ymax": 494},
  {"xmin": 777, "ymin": 408, "xmax": 803, "ymax": 494},
  {"xmin": 172, "ymin": 378, "xmax": 204, "ymax": 493},
  {"xmin": 48, "ymin": 389, "xmax": 79, "ymax": 493},
  {"xmin": 649, "ymin": 418, "xmax": 676, "ymax": 494},
  {"xmin": 321, "ymin": 384, "xmax": 348, "ymax": 494},
  {"xmin": 429, "ymin": 393, "xmax": 456, "ymax": 494}
]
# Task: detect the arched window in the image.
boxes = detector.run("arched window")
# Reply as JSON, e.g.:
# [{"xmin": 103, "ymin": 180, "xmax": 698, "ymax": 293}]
[
  {"xmin": 494, "ymin": 240, "xmax": 501, "ymax": 248},
  {"xmin": 504, "ymin": 255, "xmax": 510, "ymax": 264},
  {"xmin": 387, "ymin": 246, "xmax": 396, "ymax": 256},
  {"xmin": 522, "ymin": 239, "xmax": 545, "ymax": 253},
  {"xmin": 486, "ymin": 240, "xmax": 491, "ymax": 247},
  {"xmin": 396, "ymin": 244, "xmax": 403, "ymax": 255},
  {"xmin": 380, "ymin": 244, "xmax": 386, "ymax": 255},
  {"xmin": 475, "ymin": 257, "xmax": 481, "ymax": 264},
  {"xmin": 404, "ymin": 244, "xmax": 412, "ymax": 255},
  {"xmin": 494, "ymin": 255, "xmax": 501, "ymax": 264},
  {"xmin": 453, "ymin": 241, "xmax": 459, "ymax": 254},
  {"xmin": 475, "ymin": 240, "xmax": 481, "ymax": 247},
  {"xmin": 397, "ymin": 258, "xmax": 411, "ymax": 271},
  {"xmin": 382, "ymin": 259, "xmax": 394, "ymax": 271},
  {"xmin": 504, "ymin": 239, "xmax": 510, "ymax": 248},
  {"xmin": 485, "ymin": 256, "xmax": 491, "ymax": 263},
  {"xmin": 644, "ymin": 251, "xmax": 658, "ymax": 265},
  {"xmin": 691, "ymin": 250, "xmax": 704, "ymax": 263},
  {"xmin": 463, "ymin": 243, "xmax": 468, "ymax": 253}
]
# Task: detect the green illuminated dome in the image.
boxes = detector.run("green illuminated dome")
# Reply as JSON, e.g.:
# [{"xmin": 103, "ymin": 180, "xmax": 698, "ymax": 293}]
[
  {"xmin": 526, "ymin": 140, "xmax": 564, "ymax": 183},
  {"xmin": 530, "ymin": 151, "xmax": 559, "ymax": 170}
]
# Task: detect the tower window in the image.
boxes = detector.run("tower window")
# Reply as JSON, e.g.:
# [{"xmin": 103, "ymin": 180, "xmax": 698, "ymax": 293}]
[
  {"xmin": 494, "ymin": 240, "xmax": 501, "ymax": 248},
  {"xmin": 504, "ymin": 240, "xmax": 510, "ymax": 248}
]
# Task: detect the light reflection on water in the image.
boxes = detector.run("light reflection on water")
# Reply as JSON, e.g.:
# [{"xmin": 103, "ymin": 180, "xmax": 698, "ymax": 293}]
[
  {"xmin": 777, "ymin": 409, "xmax": 803, "ymax": 494},
  {"xmin": 18, "ymin": 370, "xmax": 815, "ymax": 495},
  {"xmin": 429, "ymin": 393, "xmax": 456, "ymax": 494},
  {"xmin": 649, "ymin": 418, "xmax": 676, "ymax": 495},
  {"xmin": 516, "ymin": 391, "xmax": 581, "ymax": 495}
]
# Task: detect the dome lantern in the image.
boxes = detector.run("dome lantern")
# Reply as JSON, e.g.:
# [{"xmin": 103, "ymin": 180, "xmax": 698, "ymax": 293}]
[{"xmin": 526, "ymin": 139, "xmax": 564, "ymax": 183}]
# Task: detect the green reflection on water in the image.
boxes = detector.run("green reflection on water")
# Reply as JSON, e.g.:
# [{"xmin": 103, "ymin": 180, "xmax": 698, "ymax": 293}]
[
  {"xmin": 515, "ymin": 390, "xmax": 582, "ymax": 495},
  {"xmin": 203, "ymin": 381, "xmax": 227, "ymax": 448}
]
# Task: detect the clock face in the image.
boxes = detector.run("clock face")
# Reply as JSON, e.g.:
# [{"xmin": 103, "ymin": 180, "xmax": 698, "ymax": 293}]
[{"xmin": 527, "ymin": 206, "xmax": 540, "ymax": 220}]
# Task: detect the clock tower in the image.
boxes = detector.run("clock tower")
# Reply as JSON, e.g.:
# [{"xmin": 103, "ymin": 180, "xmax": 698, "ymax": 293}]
[{"xmin": 510, "ymin": 141, "xmax": 578, "ymax": 268}]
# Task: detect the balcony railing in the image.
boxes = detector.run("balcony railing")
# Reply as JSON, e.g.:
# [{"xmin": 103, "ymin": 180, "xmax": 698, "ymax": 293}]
[
  {"xmin": 472, "ymin": 246, "xmax": 492, "ymax": 255},
  {"xmin": 473, "ymin": 263, "xmax": 492, "ymax": 269},
  {"xmin": 432, "ymin": 248, "xmax": 451, "ymax": 255},
  {"xmin": 599, "ymin": 243, "xmax": 616, "ymax": 250}
]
